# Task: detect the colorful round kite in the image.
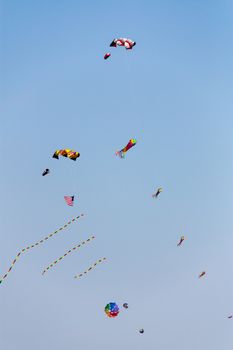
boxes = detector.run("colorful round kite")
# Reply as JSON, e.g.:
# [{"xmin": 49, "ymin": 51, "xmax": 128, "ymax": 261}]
[{"xmin": 105, "ymin": 302, "xmax": 119, "ymax": 318}]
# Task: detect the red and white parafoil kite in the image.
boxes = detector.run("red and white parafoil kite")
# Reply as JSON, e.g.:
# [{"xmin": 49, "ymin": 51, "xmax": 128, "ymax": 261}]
[{"xmin": 110, "ymin": 38, "xmax": 136, "ymax": 50}]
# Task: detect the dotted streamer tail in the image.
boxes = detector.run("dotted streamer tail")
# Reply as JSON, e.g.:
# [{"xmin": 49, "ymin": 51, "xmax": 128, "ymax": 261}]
[
  {"xmin": 42, "ymin": 235, "xmax": 95, "ymax": 275},
  {"xmin": 0, "ymin": 214, "xmax": 84, "ymax": 284},
  {"xmin": 74, "ymin": 257, "xmax": 107, "ymax": 279}
]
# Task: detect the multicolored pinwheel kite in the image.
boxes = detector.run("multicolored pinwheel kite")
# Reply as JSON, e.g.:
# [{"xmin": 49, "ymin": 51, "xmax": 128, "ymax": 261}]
[{"xmin": 105, "ymin": 302, "xmax": 120, "ymax": 318}]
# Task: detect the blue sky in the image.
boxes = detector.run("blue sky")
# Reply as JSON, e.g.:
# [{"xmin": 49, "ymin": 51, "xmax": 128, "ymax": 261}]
[{"xmin": 1, "ymin": 1, "xmax": 233, "ymax": 349}]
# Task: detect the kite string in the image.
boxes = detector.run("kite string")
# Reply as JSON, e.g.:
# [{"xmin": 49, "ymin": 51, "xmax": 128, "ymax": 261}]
[
  {"xmin": 0, "ymin": 214, "xmax": 84, "ymax": 284},
  {"xmin": 74, "ymin": 257, "xmax": 107, "ymax": 279},
  {"xmin": 42, "ymin": 235, "xmax": 95, "ymax": 275}
]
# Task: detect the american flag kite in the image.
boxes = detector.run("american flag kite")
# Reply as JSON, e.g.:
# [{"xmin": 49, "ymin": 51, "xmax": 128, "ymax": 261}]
[{"xmin": 64, "ymin": 196, "xmax": 75, "ymax": 206}]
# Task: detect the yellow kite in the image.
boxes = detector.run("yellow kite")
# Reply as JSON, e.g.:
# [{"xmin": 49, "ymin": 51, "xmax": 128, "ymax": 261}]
[{"xmin": 53, "ymin": 149, "xmax": 80, "ymax": 161}]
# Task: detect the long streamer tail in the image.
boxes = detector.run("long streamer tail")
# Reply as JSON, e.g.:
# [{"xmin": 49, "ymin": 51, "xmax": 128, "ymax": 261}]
[
  {"xmin": 0, "ymin": 214, "xmax": 84, "ymax": 284},
  {"xmin": 0, "ymin": 252, "xmax": 22, "ymax": 284},
  {"xmin": 42, "ymin": 235, "xmax": 95, "ymax": 275},
  {"xmin": 74, "ymin": 257, "xmax": 107, "ymax": 279},
  {"xmin": 115, "ymin": 150, "xmax": 125, "ymax": 158}
]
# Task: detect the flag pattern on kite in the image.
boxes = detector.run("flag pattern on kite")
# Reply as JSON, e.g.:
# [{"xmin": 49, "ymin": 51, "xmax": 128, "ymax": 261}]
[
  {"xmin": 64, "ymin": 196, "xmax": 75, "ymax": 206},
  {"xmin": 42, "ymin": 236, "xmax": 95, "ymax": 275},
  {"xmin": 0, "ymin": 214, "xmax": 84, "ymax": 284},
  {"xmin": 74, "ymin": 257, "xmax": 107, "ymax": 279}
]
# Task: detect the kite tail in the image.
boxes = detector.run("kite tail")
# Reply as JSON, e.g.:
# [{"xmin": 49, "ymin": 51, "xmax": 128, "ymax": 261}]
[
  {"xmin": 115, "ymin": 151, "xmax": 125, "ymax": 159},
  {"xmin": 22, "ymin": 214, "xmax": 84, "ymax": 251},
  {"xmin": 0, "ymin": 251, "xmax": 22, "ymax": 284},
  {"xmin": 0, "ymin": 214, "xmax": 84, "ymax": 284},
  {"xmin": 42, "ymin": 235, "xmax": 95, "ymax": 275},
  {"xmin": 74, "ymin": 257, "xmax": 107, "ymax": 279}
]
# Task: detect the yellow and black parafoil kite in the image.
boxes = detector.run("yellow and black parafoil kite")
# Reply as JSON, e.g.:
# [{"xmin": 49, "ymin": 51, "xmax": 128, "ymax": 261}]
[{"xmin": 53, "ymin": 149, "xmax": 80, "ymax": 161}]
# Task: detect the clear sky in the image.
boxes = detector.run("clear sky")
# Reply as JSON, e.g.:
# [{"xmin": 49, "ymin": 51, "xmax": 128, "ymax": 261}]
[{"xmin": 1, "ymin": 1, "xmax": 233, "ymax": 349}]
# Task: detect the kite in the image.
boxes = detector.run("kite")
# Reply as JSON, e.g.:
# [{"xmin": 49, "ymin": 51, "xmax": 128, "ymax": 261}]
[
  {"xmin": 123, "ymin": 303, "xmax": 129, "ymax": 309},
  {"xmin": 105, "ymin": 302, "xmax": 120, "ymax": 318},
  {"xmin": 199, "ymin": 271, "xmax": 206, "ymax": 278},
  {"xmin": 104, "ymin": 53, "xmax": 111, "ymax": 60},
  {"xmin": 53, "ymin": 149, "xmax": 80, "ymax": 161},
  {"xmin": 42, "ymin": 169, "xmax": 50, "ymax": 176},
  {"xmin": 74, "ymin": 257, "xmax": 107, "ymax": 280},
  {"xmin": 139, "ymin": 329, "xmax": 144, "ymax": 334},
  {"xmin": 228, "ymin": 316, "xmax": 232, "ymax": 319},
  {"xmin": 64, "ymin": 196, "xmax": 75, "ymax": 206},
  {"xmin": 110, "ymin": 38, "xmax": 136, "ymax": 50},
  {"xmin": 152, "ymin": 188, "xmax": 162, "ymax": 198},
  {"xmin": 42, "ymin": 236, "xmax": 95, "ymax": 275},
  {"xmin": 0, "ymin": 214, "xmax": 84, "ymax": 284},
  {"xmin": 116, "ymin": 139, "xmax": 137, "ymax": 158},
  {"xmin": 177, "ymin": 236, "xmax": 185, "ymax": 246}
]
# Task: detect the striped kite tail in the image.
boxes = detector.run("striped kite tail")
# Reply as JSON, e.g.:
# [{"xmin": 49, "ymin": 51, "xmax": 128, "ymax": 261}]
[{"xmin": 74, "ymin": 257, "xmax": 107, "ymax": 280}]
